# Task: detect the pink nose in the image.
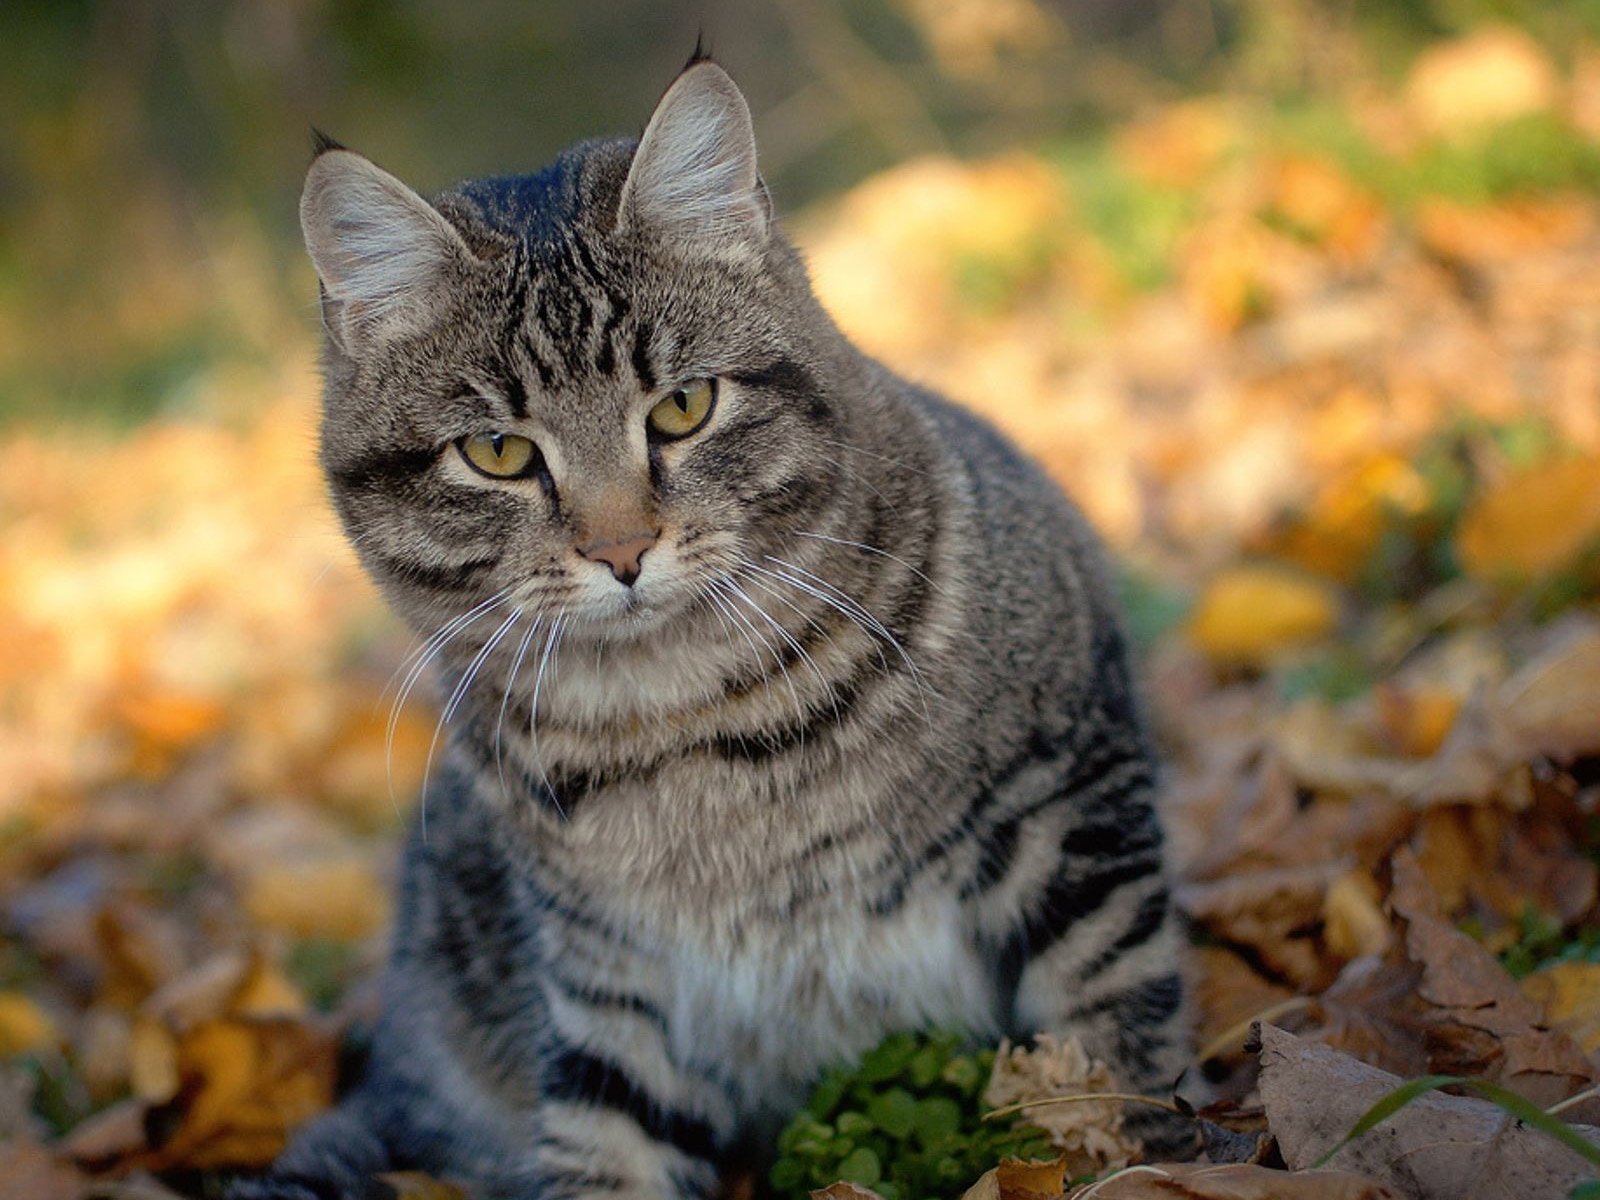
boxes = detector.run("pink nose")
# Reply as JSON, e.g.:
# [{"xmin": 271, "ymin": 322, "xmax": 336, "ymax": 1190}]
[{"xmin": 578, "ymin": 531, "xmax": 658, "ymax": 587}]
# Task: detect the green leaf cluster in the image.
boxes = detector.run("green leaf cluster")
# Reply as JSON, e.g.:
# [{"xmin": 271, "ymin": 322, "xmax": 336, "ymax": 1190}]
[{"xmin": 770, "ymin": 1030, "xmax": 1055, "ymax": 1200}]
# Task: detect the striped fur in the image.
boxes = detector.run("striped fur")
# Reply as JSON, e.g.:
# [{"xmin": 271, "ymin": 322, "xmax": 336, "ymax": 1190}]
[{"xmin": 240, "ymin": 59, "xmax": 1190, "ymax": 1200}]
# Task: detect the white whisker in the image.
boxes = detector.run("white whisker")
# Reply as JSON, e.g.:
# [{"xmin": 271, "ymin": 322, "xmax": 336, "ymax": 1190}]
[
  {"xmin": 496, "ymin": 616, "xmax": 544, "ymax": 805},
  {"xmin": 419, "ymin": 606, "xmax": 522, "ymax": 840},
  {"xmin": 529, "ymin": 614, "xmax": 569, "ymax": 819}
]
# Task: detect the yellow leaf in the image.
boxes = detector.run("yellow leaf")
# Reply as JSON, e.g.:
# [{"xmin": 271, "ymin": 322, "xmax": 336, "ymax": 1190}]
[
  {"xmin": 997, "ymin": 1156, "xmax": 1068, "ymax": 1199},
  {"xmin": 145, "ymin": 1016, "xmax": 338, "ymax": 1171},
  {"xmin": 1261, "ymin": 453, "xmax": 1429, "ymax": 583},
  {"xmin": 1322, "ymin": 871, "xmax": 1392, "ymax": 961},
  {"xmin": 1404, "ymin": 26, "xmax": 1558, "ymax": 137},
  {"xmin": 378, "ymin": 1173, "xmax": 472, "ymax": 1200},
  {"xmin": 1186, "ymin": 566, "xmax": 1339, "ymax": 666},
  {"xmin": 0, "ymin": 990, "xmax": 58, "ymax": 1056},
  {"xmin": 232, "ymin": 954, "xmax": 307, "ymax": 1018},
  {"xmin": 1522, "ymin": 962, "xmax": 1600, "ymax": 1054},
  {"xmin": 129, "ymin": 1013, "xmax": 180, "ymax": 1103},
  {"xmin": 1375, "ymin": 683, "xmax": 1462, "ymax": 758},
  {"xmin": 1457, "ymin": 455, "xmax": 1600, "ymax": 583},
  {"xmin": 242, "ymin": 852, "xmax": 390, "ymax": 941}
]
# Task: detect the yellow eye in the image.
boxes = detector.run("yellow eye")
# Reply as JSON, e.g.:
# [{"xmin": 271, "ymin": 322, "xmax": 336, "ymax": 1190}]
[
  {"xmin": 459, "ymin": 432, "xmax": 538, "ymax": 478},
  {"xmin": 647, "ymin": 378, "xmax": 716, "ymax": 440}
]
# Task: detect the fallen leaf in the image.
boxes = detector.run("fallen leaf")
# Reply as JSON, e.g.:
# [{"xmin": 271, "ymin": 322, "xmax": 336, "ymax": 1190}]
[
  {"xmin": 1313, "ymin": 955, "xmax": 1430, "ymax": 1080},
  {"xmin": 1321, "ymin": 871, "xmax": 1392, "ymax": 962},
  {"xmin": 0, "ymin": 1137, "xmax": 92, "ymax": 1200},
  {"xmin": 377, "ymin": 1172, "xmax": 472, "ymax": 1200},
  {"xmin": 140, "ymin": 1015, "xmax": 338, "ymax": 1170},
  {"xmin": 1373, "ymin": 683, "xmax": 1460, "ymax": 759},
  {"xmin": 241, "ymin": 850, "xmax": 390, "ymax": 941},
  {"xmin": 1178, "ymin": 862, "xmax": 1348, "ymax": 990},
  {"xmin": 985, "ymin": 1035, "xmax": 1141, "ymax": 1178},
  {"xmin": 1498, "ymin": 618, "xmax": 1600, "ymax": 761},
  {"xmin": 1457, "ymin": 456, "xmax": 1600, "ymax": 585},
  {"xmin": 1404, "ymin": 26, "xmax": 1559, "ymax": 136},
  {"xmin": 1388, "ymin": 850, "xmax": 1600, "ymax": 1118},
  {"xmin": 1257, "ymin": 1022, "xmax": 1600, "ymax": 1200},
  {"xmin": 0, "ymin": 990, "xmax": 59, "ymax": 1055},
  {"xmin": 1522, "ymin": 962, "xmax": 1600, "ymax": 1055},
  {"xmin": 961, "ymin": 1157, "xmax": 1071, "ymax": 1200},
  {"xmin": 1065, "ymin": 1161, "xmax": 1402, "ymax": 1198},
  {"xmin": 1186, "ymin": 566, "xmax": 1338, "ymax": 666}
]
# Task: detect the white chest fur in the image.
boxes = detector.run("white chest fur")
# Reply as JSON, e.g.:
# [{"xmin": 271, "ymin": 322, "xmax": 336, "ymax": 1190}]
[{"xmin": 663, "ymin": 891, "xmax": 999, "ymax": 1121}]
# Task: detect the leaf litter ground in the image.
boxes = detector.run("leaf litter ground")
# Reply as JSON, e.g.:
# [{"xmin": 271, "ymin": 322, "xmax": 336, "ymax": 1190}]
[{"xmin": 3, "ymin": 24, "xmax": 1600, "ymax": 1200}]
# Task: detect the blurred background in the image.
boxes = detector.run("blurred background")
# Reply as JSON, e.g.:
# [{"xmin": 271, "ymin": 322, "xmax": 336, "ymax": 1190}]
[{"xmin": 4, "ymin": 2, "xmax": 1600, "ymax": 1195}]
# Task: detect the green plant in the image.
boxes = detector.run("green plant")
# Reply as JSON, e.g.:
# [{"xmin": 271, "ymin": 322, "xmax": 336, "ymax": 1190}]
[
  {"xmin": 1496, "ymin": 906, "xmax": 1600, "ymax": 981},
  {"xmin": 770, "ymin": 1030, "xmax": 1056, "ymax": 1200}
]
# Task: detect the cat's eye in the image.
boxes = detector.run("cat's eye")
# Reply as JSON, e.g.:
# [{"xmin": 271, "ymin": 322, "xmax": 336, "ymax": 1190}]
[
  {"xmin": 647, "ymin": 378, "xmax": 716, "ymax": 440},
  {"xmin": 458, "ymin": 432, "xmax": 539, "ymax": 479}
]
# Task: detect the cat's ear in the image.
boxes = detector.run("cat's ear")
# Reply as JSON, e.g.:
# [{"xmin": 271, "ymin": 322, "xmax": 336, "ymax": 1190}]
[
  {"xmin": 300, "ymin": 147, "xmax": 473, "ymax": 349},
  {"xmin": 617, "ymin": 61, "xmax": 771, "ymax": 261}
]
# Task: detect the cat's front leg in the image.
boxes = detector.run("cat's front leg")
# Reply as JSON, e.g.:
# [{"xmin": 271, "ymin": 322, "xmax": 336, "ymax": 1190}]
[
  {"xmin": 509, "ymin": 1038, "xmax": 732, "ymax": 1200},
  {"xmin": 1004, "ymin": 794, "xmax": 1196, "ymax": 1160}
]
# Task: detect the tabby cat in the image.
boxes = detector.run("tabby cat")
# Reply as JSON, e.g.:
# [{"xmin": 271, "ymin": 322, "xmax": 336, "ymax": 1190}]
[{"xmin": 239, "ymin": 56, "xmax": 1188, "ymax": 1200}]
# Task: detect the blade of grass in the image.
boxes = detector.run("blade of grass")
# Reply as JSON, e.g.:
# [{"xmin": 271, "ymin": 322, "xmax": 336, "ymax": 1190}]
[{"xmin": 1312, "ymin": 1074, "xmax": 1600, "ymax": 1170}]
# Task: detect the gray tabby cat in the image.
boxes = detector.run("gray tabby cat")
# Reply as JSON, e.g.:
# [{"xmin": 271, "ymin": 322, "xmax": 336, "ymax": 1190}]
[{"xmin": 239, "ymin": 56, "xmax": 1188, "ymax": 1200}]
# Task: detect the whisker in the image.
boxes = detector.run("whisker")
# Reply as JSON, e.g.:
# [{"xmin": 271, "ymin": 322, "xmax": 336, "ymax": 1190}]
[
  {"xmin": 735, "ymin": 566, "xmax": 842, "ymax": 729},
  {"xmin": 816, "ymin": 436, "xmax": 936, "ymax": 480},
  {"xmin": 722, "ymin": 576, "xmax": 816, "ymax": 735},
  {"xmin": 709, "ymin": 577, "xmax": 804, "ymax": 731},
  {"xmin": 496, "ymin": 615, "xmax": 544, "ymax": 805},
  {"xmin": 419, "ymin": 606, "xmax": 522, "ymax": 840},
  {"xmin": 760, "ymin": 556, "xmax": 939, "ymax": 732},
  {"xmin": 792, "ymin": 529, "xmax": 946, "ymax": 595},
  {"xmin": 529, "ymin": 614, "xmax": 568, "ymax": 819},
  {"xmin": 386, "ymin": 591, "xmax": 512, "ymax": 808}
]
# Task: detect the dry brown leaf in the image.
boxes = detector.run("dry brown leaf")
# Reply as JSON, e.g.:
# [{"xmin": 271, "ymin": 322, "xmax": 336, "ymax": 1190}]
[
  {"xmin": 1178, "ymin": 862, "xmax": 1347, "ymax": 990},
  {"xmin": 962, "ymin": 1157, "xmax": 1072, "ymax": 1200},
  {"xmin": 1411, "ymin": 802, "xmax": 1597, "ymax": 928},
  {"xmin": 1065, "ymin": 1162, "xmax": 1402, "ymax": 1198},
  {"xmin": 985, "ymin": 1035, "xmax": 1141, "ymax": 1177},
  {"xmin": 93, "ymin": 901, "xmax": 187, "ymax": 1013},
  {"xmin": 0, "ymin": 1137, "xmax": 93, "ymax": 1200},
  {"xmin": 1272, "ymin": 688, "xmax": 1526, "ymax": 810},
  {"xmin": 1257, "ymin": 1022, "xmax": 1600, "ymax": 1200},
  {"xmin": 1373, "ymin": 683, "xmax": 1461, "ymax": 759},
  {"xmin": 1313, "ymin": 955, "xmax": 1430, "ymax": 1081},
  {"xmin": 1191, "ymin": 946, "xmax": 1298, "ymax": 1064},
  {"xmin": 1498, "ymin": 618, "xmax": 1600, "ymax": 761},
  {"xmin": 241, "ymin": 850, "xmax": 390, "ymax": 941},
  {"xmin": 1388, "ymin": 850, "xmax": 1600, "ymax": 1118},
  {"xmin": 140, "ymin": 1015, "xmax": 338, "ymax": 1170},
  {"xmin": 60, "ymin": 1098, "xmax": 151, "ymax": 1169}
]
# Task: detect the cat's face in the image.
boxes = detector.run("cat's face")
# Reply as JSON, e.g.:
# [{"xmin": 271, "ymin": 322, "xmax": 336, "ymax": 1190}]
[{"xmin": 302, "ymin": 63, "xmax": 848, "ymax": 648}]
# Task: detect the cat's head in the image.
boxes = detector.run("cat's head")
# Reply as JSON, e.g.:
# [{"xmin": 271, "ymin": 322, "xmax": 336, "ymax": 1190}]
[{"xmin": 300, "ymin": 60, "xmax": 854, "ymax": 644}]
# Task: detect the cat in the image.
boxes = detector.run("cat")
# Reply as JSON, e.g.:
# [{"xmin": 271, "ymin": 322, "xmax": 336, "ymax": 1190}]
[{"xmin": 237, "ymin": 54, "xmax": 1189, "ymax": 1200}]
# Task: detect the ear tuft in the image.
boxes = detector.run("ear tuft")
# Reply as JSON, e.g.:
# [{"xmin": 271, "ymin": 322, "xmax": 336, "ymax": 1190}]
[
  {"xmin": 618, "ymin": 62, "xmax": 769, "ymax": 260},
  {"xmin": 310, "ymin": 127, "xmax": 345, "ymax": 157},
  {"xmin": 299, "ymin": 150, "xmax": 471, "ymax": 348}
]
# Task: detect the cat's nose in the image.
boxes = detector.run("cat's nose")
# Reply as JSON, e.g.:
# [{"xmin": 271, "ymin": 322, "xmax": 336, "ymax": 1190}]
[{"xmin": 578, "ymin": 531, "xmax": 659, "ymax": 587}]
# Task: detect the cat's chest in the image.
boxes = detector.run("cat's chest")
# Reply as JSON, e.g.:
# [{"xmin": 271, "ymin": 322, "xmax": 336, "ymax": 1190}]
[{"xmin": 661, "ymin": 892, "xmax": 999, "ymax": 1118}]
